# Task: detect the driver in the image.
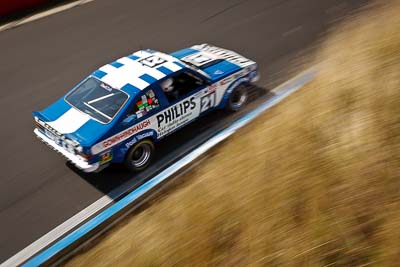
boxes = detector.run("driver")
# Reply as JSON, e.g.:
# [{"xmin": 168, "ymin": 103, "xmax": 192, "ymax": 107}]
[{"xmin": 161, "ymin": 78, "xmax": 179, "ymax": 102}]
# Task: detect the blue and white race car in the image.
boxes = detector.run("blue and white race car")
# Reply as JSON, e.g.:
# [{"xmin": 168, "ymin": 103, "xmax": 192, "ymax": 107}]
[{"xmin": 33, "ymin": 44, "xmax": 259, "ymax": 172}]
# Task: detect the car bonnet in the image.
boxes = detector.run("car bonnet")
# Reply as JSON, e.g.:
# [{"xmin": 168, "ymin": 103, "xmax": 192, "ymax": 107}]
[{"xmin": 33, "ymin": 97, "xmax": 114, "ymax": 147}]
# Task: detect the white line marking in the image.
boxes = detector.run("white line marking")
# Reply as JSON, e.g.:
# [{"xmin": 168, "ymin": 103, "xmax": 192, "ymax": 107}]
[
  {"xmin": 1, "ymin": 66, "xmax": 316, "ymax": 267},
  {"xmin": 1, "ymin": 195, "xmax": 113, "ymax": 267},
  {"xmin": 0, "ymin": 0, "xmax": 96, "ymax": 32}
]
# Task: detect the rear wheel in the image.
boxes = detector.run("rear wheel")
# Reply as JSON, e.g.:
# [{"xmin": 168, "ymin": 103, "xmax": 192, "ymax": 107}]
[
  {"xmin": 226, "ymin": 84, "xmax": 248, "ymax": 111},
  {"xmin": 124, "ymin": 139, "xmax": 155, "ymax": 171}
]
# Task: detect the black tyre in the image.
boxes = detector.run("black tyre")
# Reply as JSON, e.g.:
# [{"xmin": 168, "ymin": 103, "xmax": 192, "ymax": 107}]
[
  {"xmin": 124, "ymin": 139, "xmax": 155, "ymax": 171},
  {"xmin": 226, "ymin": 84, "xmax": 248, "ymax": 111}
]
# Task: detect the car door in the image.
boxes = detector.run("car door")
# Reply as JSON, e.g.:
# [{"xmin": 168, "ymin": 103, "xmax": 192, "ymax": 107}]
[
  {"xmin": 154, "ymin": 70, "xmax": 214, "ymax": 138},
  {"xmin": 118, "ymin": 87, "xmax": 163, "ymax": 138}
]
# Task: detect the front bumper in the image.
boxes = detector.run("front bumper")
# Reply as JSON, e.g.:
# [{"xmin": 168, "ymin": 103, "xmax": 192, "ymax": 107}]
[{"xmin": 34, "ymin": 128, "xmax": 99, "ymax": 172}]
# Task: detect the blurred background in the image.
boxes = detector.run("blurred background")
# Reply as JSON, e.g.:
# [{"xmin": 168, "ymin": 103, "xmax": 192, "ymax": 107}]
[{"xmin": 1, "ymin": 0, "xmax": 399, "ymax": 266}]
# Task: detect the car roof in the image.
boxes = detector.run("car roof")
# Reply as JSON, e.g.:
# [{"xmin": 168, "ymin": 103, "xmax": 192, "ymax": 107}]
[{"xmin": 91, "ymin": 49, "xmax": 185, "ymax": 96}]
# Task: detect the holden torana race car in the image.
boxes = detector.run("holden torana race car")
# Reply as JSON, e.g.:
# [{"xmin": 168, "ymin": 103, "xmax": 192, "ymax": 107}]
[{"xmin": 33, "ymin": 44, "xmax": 259, "ymax": 172}]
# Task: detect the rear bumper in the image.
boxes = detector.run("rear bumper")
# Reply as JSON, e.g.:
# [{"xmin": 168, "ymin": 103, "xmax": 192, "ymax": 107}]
[{"xmin": 34, "ymin": 128, "xmax": 99, "ymax": 172}]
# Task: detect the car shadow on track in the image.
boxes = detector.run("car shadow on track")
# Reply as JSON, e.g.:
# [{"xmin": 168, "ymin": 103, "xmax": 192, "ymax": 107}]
[{"xmin": 67, "ymin": 85, "xmax": 273, "ymax": 199}]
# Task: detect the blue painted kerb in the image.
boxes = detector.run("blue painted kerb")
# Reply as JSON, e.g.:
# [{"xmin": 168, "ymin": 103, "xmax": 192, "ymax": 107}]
[{"xmin": 22, "ymin": 70, "xmax": 315, "ymax": 267}]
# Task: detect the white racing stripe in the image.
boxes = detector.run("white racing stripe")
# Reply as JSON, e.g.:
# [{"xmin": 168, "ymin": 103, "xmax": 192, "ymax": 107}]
[
  {"xmin": 99, "ymin": 64, "xmax": 117, "ymax": 74},
  {"xmin": 155, "ymin": 52, "xmax": 183, "ymax": 72},
  {"xmin": 47, "ymin": 108, "xmax": 90, "ymax": 134},
  {"xmin": 117, "ymin": 56, "xmax": 167, "ymax": 79},
  {"xmin": 162, "ymin": 61, "xmax": 182, "ymax": 72},
  {"xmin": 98, "ymin": 53, "xmax": 185, "ymax": 90},
  {"xmin": 99, "ymin": 56, "xmax": 174, "ymax": 90},
  {"xmin": 1, "ymin": 67, "xmax": 316, "ymax": 267},
  {"xmin": 101, "ymin": 67, "xmax": 150, "ymax": 89}
]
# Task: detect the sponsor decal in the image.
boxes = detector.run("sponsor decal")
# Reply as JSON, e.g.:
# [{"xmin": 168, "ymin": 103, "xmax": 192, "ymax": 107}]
[
  {"xmin": 125, "ymin": 132, "xmax": 154, "ymax": 149},
  {"xmin": 135, "ymin": 89, "xmax": 159, "ymax": 119},
  {"xmin": 156, "ymin": 96, "xmax": 199, "ymax": 137},
  {"xmin": 200, "ymin": 92, "xmax": 216, "ymax": 113},
  {"xmin": 136, "ymin": 132, "xmax": 154, "ymax": 140},
  {"xmin": 156, "ymin": 97, "xmax": 196, "ymax": 128},
  {"xmin": 125, "ymin": 137, "xmax": 137, "ymax": 149},
  {"xmin": 207, "ymin": 84, "xmax": 217, "ymax": 93},
  {"xmin": 100, "ymin": 151, "xmax": 113, "ymax": 165},
  {"xmin": 100, "ymin": 83, "xmax": 112, "ymax": 92},
  {"xmin": 102, "ymin": 119, "xmax": 151, "ymax": 148}
]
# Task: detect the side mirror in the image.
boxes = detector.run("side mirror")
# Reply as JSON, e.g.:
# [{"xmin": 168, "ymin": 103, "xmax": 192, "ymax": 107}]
[{"xmin": 122, "ymin": 114, "xmax": 137, "ymax": 125}]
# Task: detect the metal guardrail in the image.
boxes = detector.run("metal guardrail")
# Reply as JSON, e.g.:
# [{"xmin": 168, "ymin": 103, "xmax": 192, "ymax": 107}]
[{"xmin": 19, "ymin": 69, "xmax": 315, "ymax": 266}]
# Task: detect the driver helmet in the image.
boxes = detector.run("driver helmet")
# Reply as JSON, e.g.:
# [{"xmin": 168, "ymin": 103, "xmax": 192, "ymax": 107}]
[{"xmin": 161, "ymin": 78, "xmax": 174, "ymax": 93}]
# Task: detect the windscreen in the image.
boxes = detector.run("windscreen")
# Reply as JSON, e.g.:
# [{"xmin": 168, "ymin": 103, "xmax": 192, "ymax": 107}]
[{"xmin": 65, "ymin": 77, "xmax": 129, "ymax": 123}]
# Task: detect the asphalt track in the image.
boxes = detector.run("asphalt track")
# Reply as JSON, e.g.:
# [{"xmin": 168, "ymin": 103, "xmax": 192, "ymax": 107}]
[{"xmin": 0, "ymin": 0, "xmax": 368, "ymax": 262}]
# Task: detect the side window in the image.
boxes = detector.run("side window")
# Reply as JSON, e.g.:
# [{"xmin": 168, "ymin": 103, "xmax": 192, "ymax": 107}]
[
  {"xmin": 127, "ymin": 89, "xmax": 160, "ymax": 119},
  {"xmin": 161, "ymin": 72, "xmax": 205, "ymax": 103}
]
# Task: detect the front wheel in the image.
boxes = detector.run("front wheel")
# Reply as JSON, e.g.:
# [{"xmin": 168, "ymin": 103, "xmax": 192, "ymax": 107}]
[
  {"xmin": 124, "ymin": 139, "xmax": 155, "ymax": 172},
  {"xmin": 226, "ymin": 84, "xmax": 248, "ymax": 111}
]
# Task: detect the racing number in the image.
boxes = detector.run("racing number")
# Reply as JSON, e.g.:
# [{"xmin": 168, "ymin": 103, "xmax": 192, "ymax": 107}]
[
  {"xmin": 200, "ymin": 92, "xmax": 216, "ymax": 113},
  {"xmin": 188, "ymin": 54, "xmax": 213, "ymax": 65},
  {"xmin": 183, "ymin": 53, "xmax": 214, "ymax": 66},
  {"xmin": 139, "ymin": 55, "xmax": 166, "ymax": 68}
]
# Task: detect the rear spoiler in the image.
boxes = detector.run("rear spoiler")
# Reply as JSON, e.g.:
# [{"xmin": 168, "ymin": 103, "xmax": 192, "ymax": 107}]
[{"xmin": 191, "ymin": 43, "xmax": 255, "ymax": 68}]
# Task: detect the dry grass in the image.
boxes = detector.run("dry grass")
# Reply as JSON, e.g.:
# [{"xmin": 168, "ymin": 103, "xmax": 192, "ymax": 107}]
[{"xmin": 67, "ymin": 1, "xmax": 400, "ymax": 266}]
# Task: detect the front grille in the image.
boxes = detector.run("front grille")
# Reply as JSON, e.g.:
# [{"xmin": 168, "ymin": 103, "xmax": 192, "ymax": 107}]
[
  {"xmin": 35, "ymin": 118, "xmax": 80, "ymax": 154},
  {"xmin": 43, "ymin": 123, "xmax": 62, "ymax": 139}
]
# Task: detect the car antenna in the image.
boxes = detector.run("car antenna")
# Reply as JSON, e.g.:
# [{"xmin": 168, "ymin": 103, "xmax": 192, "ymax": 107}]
[{"xmin": 139, "ymin": 43, "xmax": 145, "ymax": 65}]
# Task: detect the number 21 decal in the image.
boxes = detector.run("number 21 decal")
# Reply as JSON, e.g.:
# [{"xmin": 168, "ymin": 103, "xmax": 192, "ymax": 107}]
[{"xmin": 200, "ymin": 92, "xmax": 216, "ymax": 113}]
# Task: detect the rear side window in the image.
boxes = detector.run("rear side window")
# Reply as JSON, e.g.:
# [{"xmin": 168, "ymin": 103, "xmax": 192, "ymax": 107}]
[
  {"xmin": 162, "ymin": 72, "xmax": 205, "ymax": 103},
  {"xmin": 128, "ymin": 89, "xmax": 160, "ymax": 119}
]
